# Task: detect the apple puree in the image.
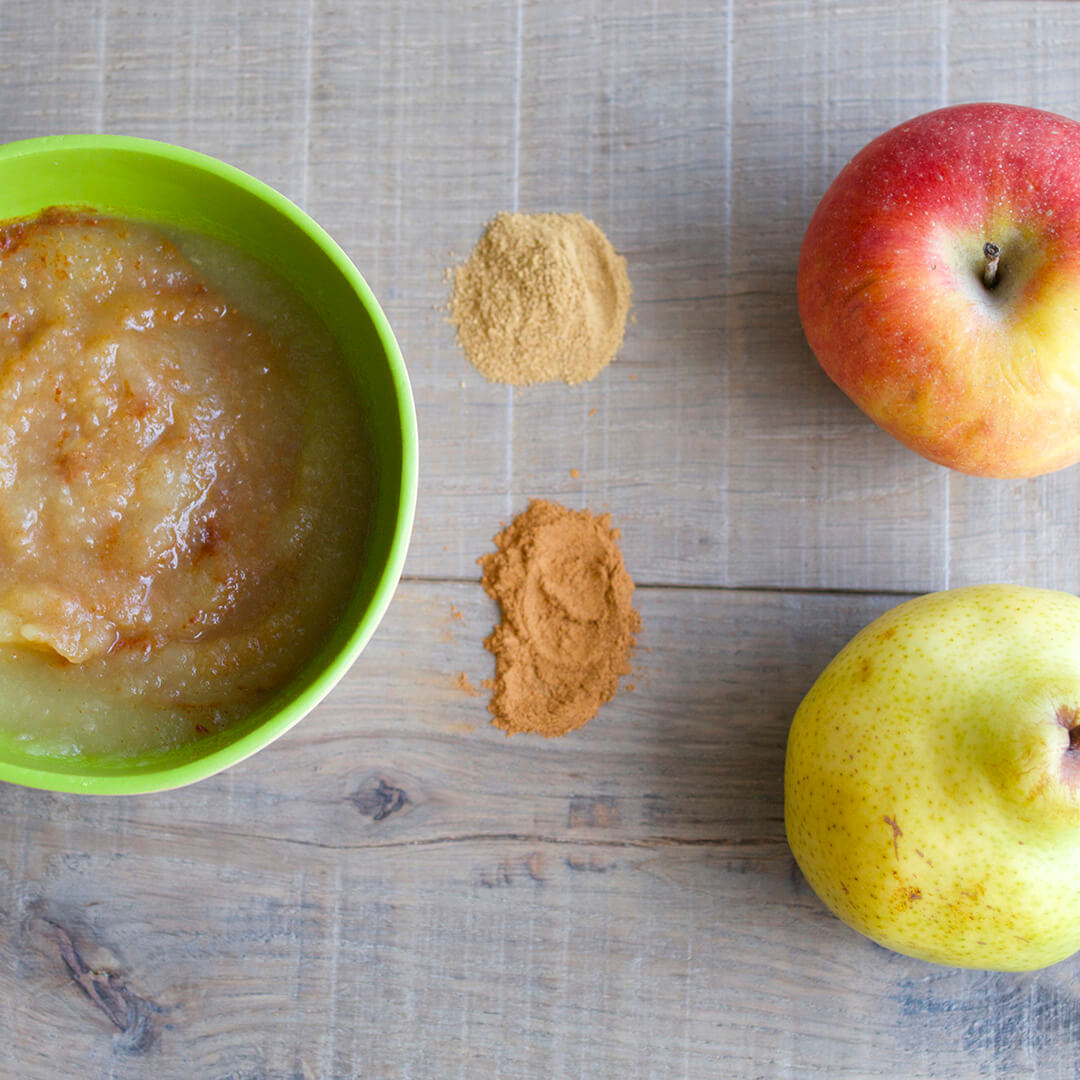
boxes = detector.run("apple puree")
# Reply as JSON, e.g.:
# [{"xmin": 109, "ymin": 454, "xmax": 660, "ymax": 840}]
[{"xmin": 0, "ymin": 212, "xmax": 371, "ymax": 757}]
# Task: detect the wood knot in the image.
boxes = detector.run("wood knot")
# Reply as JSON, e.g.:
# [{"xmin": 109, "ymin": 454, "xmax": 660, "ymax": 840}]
[
  {"xmin": 347, "ymin": 777, "xmax": 410, "ymax": 822},
  {"xmin": 44, "ymin": 918, "xmax": 163, "ymax": 1054}
]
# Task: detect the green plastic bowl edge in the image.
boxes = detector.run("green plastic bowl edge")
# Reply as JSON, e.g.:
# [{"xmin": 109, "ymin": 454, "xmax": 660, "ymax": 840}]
[{"xmin": 0, "ymin": 134, "xmax": 418, "ymax": 796}]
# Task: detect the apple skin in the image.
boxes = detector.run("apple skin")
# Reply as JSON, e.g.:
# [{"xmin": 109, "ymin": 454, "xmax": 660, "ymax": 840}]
[
  {"xmin": 798, "ymin": 103, "xmax": 1080, "ymax": 478},
  {"xmin": 785, "ymin": 585, "xmax": 1080, "ymax": 971}
]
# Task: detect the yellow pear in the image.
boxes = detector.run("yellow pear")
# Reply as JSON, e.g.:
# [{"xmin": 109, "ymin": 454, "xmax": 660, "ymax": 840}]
[{"xmin": 785, "ymin": 584, "xmax": 1080, "ymax": 971}]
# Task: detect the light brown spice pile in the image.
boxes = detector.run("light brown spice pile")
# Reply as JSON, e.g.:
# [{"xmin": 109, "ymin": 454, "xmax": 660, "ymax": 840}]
[
  {"xmin": 450, "ymin": 212, "xmax": 631, "ymax": 386},
  {"xmin": 479, "ymin": 499, "xmax": 640, "ymax": 737}
]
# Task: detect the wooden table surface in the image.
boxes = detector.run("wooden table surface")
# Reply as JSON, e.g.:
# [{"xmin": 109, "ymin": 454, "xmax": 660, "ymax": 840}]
[{"xmin": 5, "ymin": 1, "xmax": 1080, "ymax": 1077}]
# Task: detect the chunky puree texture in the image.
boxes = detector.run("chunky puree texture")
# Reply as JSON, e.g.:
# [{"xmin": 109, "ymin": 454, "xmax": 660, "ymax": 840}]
[{"xmin": 0, "ymin": 212, "xmax": 371, "ymax": 757}]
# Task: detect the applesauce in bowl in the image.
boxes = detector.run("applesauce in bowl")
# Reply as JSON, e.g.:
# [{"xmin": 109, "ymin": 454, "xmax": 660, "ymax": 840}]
[
  {"xmin": 0, "ymin": 210, "xmax": 372, "ymax": 759},
  {"xmin": 0, "ymin": 137, "xmax": 416, "ymax": 793}
]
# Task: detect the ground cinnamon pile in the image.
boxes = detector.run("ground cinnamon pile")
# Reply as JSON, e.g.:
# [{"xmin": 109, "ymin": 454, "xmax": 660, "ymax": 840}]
[
  {"xmin": 450, "ymin": 212, "xmax": 631, "ymax": 385},
  {"xmin": 479, "ymin": 499, "xmax": 640, "ymax": 737}
]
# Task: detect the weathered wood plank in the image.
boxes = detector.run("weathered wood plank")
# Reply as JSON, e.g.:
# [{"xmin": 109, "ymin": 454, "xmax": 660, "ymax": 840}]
[
  {"xmin": 4, "ymin": 581, "xmax": 1080, "ymax": 1079},
  {"xmin": 301, "ymin": 0, "xmax": 1080, "ymax": 593},
  {"xmin": 11, "ymin": 0, "xmax": 1080, "ymax": 594}
]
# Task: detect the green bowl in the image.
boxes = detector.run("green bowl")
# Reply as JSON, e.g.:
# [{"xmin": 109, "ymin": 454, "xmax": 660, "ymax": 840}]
[{"xmin": 0, "ymin": 135, "xmax": 417, "ymax": 795}]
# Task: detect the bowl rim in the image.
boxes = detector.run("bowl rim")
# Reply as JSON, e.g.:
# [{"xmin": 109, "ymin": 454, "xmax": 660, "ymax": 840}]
[{"xmin": 0, "ymin": 134, "xmax": 418, "ymax": 795}]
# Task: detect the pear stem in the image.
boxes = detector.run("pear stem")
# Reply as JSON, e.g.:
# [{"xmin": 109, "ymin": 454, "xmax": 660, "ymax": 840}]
[{"xmin": 983, "ymin": 242, "xmax": 1001, "ymax": 289}]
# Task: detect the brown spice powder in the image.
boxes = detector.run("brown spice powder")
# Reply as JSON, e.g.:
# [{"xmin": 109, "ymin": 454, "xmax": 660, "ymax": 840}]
[
  {"xmin": 454, "ymin": 671, "xmax": 480, "ymax": 698},
  {"xmin": 479, "ymin": 499, "xmax": 640, "ymax": 737},
  {"xmin": 450, "ymin": 212, "xmax": 631, "ymax": 386}
]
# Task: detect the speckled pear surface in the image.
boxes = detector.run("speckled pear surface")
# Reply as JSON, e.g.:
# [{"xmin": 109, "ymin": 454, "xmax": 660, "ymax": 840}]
[{"xmin": 785, "ymin": 585, "xmax": 1080, "ymax": 971}]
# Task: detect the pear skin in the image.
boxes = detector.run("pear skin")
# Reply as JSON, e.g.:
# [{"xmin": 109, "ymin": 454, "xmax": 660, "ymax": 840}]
[{"xmin": 785, "ymin": 584, "xmax": 1080, "ymax": 971}]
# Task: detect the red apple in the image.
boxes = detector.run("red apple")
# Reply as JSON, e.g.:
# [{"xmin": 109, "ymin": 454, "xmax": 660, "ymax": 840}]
[{"xmin": 798, "ymin": 103, "xmax": 1080, "ymax": 478}]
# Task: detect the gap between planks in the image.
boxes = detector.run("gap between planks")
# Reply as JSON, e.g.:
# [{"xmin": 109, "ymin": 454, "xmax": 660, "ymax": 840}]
[
  {"xmin": 117, "ymin": 821, "xmax": 789, "ymax": 856},
  {"xmin": 402, "ymin": 574, "xmax": 922, "ymax": 599}
]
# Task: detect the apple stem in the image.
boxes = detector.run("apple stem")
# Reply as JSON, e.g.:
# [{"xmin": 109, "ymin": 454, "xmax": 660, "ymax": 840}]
[{"xmin": 983, "ymin": 242, "xmax": 1001, "ymax": 289}]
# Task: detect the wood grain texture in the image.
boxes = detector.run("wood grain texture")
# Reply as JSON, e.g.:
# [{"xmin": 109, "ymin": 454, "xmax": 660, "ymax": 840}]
[
  {"xmin": 11, "ymin": 581, "xmax": 1080, "ymax": 1080},
  {"xmin": 2, "ymin": 0, "xmax": 1080, "ymax": 1077},
  {"xmin": 299, "ymin": 0, "xmax": 1080, "ymax": 594}
]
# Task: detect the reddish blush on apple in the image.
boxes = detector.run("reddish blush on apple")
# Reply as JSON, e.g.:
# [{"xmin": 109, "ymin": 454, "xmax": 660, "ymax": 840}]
[{"xmin": 798, "ymin": 103, "xmax": 1080, "ymax": 478}]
